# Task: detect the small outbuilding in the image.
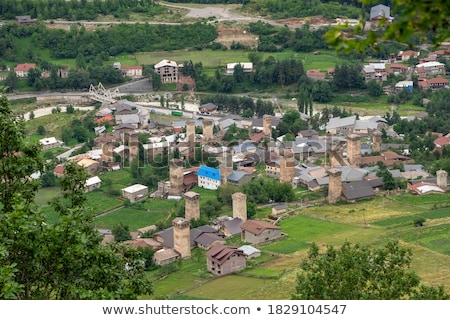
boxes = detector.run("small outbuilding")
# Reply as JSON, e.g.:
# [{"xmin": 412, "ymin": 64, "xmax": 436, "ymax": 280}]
[{"xmin": 121, "ymin": 184, "xmax": 148, "ymax": 203}]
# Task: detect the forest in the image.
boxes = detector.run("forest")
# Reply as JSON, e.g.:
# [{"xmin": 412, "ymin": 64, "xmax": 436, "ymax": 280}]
[{"xmin": 0, "ymin": 0, "xmax": 164, "ymax": 20}]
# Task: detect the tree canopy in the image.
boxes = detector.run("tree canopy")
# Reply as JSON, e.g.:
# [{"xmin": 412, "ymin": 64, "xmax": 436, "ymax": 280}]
[
  {"xmin": 293, "ymin": 240, "xmax": 449, "ymax": 300},
  {"xmin": 326, "ymin": 0, "xmax": 450, "ymax": 52},
  {"xmin": 0, "ymin": 95, "xmax": 152, "ymax": 299}
]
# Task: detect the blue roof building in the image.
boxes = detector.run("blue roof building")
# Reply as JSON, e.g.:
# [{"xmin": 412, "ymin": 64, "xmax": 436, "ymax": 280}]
[{"xmin": 197, "ymin": 166, "xmax": 222, "ymax": 190}]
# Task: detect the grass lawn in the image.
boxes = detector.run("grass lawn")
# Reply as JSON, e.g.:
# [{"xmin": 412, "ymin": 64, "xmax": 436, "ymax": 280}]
[
  {"xmin": 261, "ymin": 213, "xmax": 380, "ymax": 254},
  {"xmin": 145, "ymin": 250, "xmax": 212, "ymax": 299},
  {"xmin": 35, "ymin": 187, "xmax": 61, "ymax": 207},
  {"xmin": 179, "ymin": 275, "xmax": 274, "ymax": 300},
  {"xmin": 94, "ymin": 207, "xmax": 166, "ymax": 230},
  {"xmin": 135, "ymin": 49, "xmax": 348, "ymax": 71},
  {"xmin": 25, "ymin": 111, "xmax": 91, "ymax": 141},
  {"xmin": 190, "ymin": 186, "xmax": 219, "ymax": 204},
  {"xmin": 373, "ymin": 207, "xmax": 450, "ymax": 227},
  {"xmin": 86, "ymin": 190, "xmax": 124, "ymax": 213}
]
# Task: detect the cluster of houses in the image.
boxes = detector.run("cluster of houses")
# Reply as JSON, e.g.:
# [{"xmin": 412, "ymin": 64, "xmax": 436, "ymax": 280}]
[{"xmin": 103, "ymin": 187, "xmax": 282, "ymax": 274}]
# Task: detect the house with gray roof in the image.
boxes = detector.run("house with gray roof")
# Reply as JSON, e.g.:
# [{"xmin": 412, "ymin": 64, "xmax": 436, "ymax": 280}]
[
  {"xmin": 220, "ymin": 218, "xmax": 244, "ymax": 238},
  {"xmin": 227, "ymin": 170, "xmax": 253, "ymax": 186},
  {"xmin": 353, "ymin": 119, "xmax": 379, "ymax": 136},
  {"xmin": 325, "ymin": 115, "xmax": 357, "ymax": 135},
  {"xmin": 219, "ymin": 118, "xmax": 244, "ymax": 131},
  {"xmin": 369, "ymin": 4, "xmax": 393, "ymax": 22},
  {"xmin": 115, "ymin": 113, "xmax": 140, "ymax": 128},
  {"xmin": 336, "ymin": 166, "xmax": 370, "ymax": 182},
  {"xmin": 194, "ymin": 233, "xmax": 226, "ymax": 249},
  {"xmin": 342, "ymin": 180, "xmax": 376, "ymax": 202},
  {"xmin": 238, "ymin": 245, "xmax": 261, "ymax": 259}
]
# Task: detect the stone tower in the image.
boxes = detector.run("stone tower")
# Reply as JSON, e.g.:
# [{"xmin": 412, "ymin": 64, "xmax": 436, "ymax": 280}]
[
  {"xmin": 186, "ymin": 120, "xmax": 196, "ymax": 150},
  {"xmin": 202, "ymin": 119, "xmax": 214, "ymax": 143},
  {"xmin": 347, "ymin": 134, "xmax": 361, "ymax": 167},
  {"xmin": 263, "ymin": 114, "xmax": 272, "ymax": 137},
  {"xmin": 219, "ymin": 151, "xmax": 233, "ymax": 185},
  {"xmin": 436, "ymin": 170, "xmax": 448, "ymax": 190},
  {"xmin": 328, "ymin": 168, "xmax": 342, "ymax": 204},
  {"xmin": 172, "ymin": 217, "xmax": 191, "ymax": 259},
  {"xmin": 169, "ymin": 159, "xmax": 184, "ymax": 196},
  {"xmin": 372, "ymin": 130, "xmax": 382, "ymax": 153},
  {"xmin": 184, "ymin": 191, "xmax": 201, "ymax": 221},
  {"xmin": 279, "ymin": 149, "xmax": 295, "ymax": 184},
  {"xmin": 232, "ymin": 192, "xmax": 247, "ymax": 222},
  {"xmin": 128, "ymin": 132, "xmax": 139, "ymax": 162}
]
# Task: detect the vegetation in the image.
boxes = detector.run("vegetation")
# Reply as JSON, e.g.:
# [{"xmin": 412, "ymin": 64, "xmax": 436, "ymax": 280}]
[
  {"xmin": 0, "ymin": 95, "xmax": 152, "ymax": 299},
  {"xmin": 326, "ymin": 0, "xmax": 449, "ymax": 51},
  {"xmin": 294, "ymin": 241, "xmax": 448, "ymax": 299},
  {"xmin": 0, "ymin": 0, "xmax": 164, "ymax": 21}
]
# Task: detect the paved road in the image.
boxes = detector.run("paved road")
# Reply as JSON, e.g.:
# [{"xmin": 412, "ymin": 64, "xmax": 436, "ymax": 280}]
[{"xmin": 56, "ymin": 144, "xmax": 85, "ymax": 160}]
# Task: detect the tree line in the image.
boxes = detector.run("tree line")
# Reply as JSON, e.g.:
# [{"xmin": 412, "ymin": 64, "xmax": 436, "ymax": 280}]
[{"xmin": 0, "ymin": 0, "xmax": 163, "ymax": 21}]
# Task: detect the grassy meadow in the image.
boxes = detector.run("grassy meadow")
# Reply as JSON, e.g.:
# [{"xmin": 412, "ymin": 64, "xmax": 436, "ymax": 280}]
[{"xmin": 135, "ymin": 49, "xmax": 348, "ymax": 71}]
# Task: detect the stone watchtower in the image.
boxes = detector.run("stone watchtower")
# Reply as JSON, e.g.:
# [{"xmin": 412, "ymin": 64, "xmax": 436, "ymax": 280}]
[
  {"xmin": 186, "ymin": 120, "xmax": 196, "ymax": 150},
  {"xmin": 172, "ymin": 217, "xmax": 191, "ymax": 259},
  {"xmin": 232, "ymin": 192, "xmax": 247, "ymax": 222},
  {"xmin": 347, "ymin": 134, "xmax": 361, "ymax": 167},
  {"xmin": 219, "ymin": 151, "xmax": 233, "ymax": 185},
  {"xmin": 279, "ymin": 149, "xmax": 295, "ymax": 184},
  {"xmin": 127, "ymin": 132, "xmax": 139, "ymax": 162},
  {"xmin": 169, "ymin": 159, "xmax": 184, "ymax": 196},
  {"xmin": 372, "ymin": 130, "xmax": 382, "ymax": 153},
  {"xmin": 436, "ymin": 169, "xmax": 448, "ymax": 190},
  {"xmin": 184, "ymin": 191, "xmax": 201, "ymax": 221},
  {"xmin": 202, "ymin": 119, "xmax": 214, "ymax": 143},
  {"xmin": 263, "ymin": 114, "xmax": 272, "ymax": 137},
  {"xmin": 328, "ymin": 168, "xmax": 342, "ymax": 204}
]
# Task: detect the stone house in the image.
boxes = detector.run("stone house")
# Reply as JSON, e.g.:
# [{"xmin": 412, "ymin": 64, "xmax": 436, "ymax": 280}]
[
  {"xmin": 77, "ymin": 158, "xmax": 101, "ymax": 175},
  {"xmin": 121, "ymin": 184, "xmax": 149, "ymax": 203},
  {"xmin": 206, "ymin": 244, "xmax": 246, "ymax": 276},
  {"xmin": 240, "ymin": 220, "xmax": 282, "ymax": 245},
  {"xmin": 85, "ymin": 176, "xmax": 101, "ymax": 192},
  {"xmin": 153, "ymin": 248, "xmax": 180, "ymax": 266}
]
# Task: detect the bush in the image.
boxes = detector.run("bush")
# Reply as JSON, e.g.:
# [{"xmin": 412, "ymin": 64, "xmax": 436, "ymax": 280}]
[{"xmin": 414, "ymin": 217, "xmax": 426, "ymax": 227}]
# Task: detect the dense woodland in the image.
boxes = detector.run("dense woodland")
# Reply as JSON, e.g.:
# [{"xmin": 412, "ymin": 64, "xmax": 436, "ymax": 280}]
[{"xmin": 0, "ymin": 0, "xmax": 164, "ymax": 20}]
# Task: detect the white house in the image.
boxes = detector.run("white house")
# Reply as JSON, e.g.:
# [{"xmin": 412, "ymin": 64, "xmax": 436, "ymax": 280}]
[
  {"xmin": 121, "ymin": 184, "xmax": 149, "ymax": 202},
  {"xmin": 197, "ymin": 165, "xmax": 221, "ymax": 190},
  {"xmin": 85, "ymin": 176, "xmax": 101, "ymax": 192},
  {"xmin": 226, "ymin": 62, "xmax": 253, "ymax": 75},
  {"xmin": 39, "ymin": 137, "xmax": 61, "ymax": 150}
]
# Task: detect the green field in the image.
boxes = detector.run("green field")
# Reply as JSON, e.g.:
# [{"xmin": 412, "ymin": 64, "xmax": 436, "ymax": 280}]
[
  {"xmin": 135, "ymin": 49, "xmax": 348, "ymax": 71},
  {"xmin": 95, "ymin": 207, "xmax": 166, "ymax": 230}
]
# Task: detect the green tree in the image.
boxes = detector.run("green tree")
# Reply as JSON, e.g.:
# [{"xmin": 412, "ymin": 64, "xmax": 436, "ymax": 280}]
[
  {"xmin": 367, "ymin": 80, "xmax": 383, "ymax": 97},
  {"xmin": 112, "ymin": 223, "xmax": 132, "ymax": 242},
  {"xmin": 294, "ymin": 241, "xmax": 449, "ymax": 300},
  {"xmin": 4, "ymin": 71, "xmax": 18, "ymax": 92},
  {"xmin": 326, "ymin": 0, "xmax": 449, "ymax": 51},
  {"xmin": 0, "ymin": 94, "xmax": 43, "ymax": 212},
  {"xmin": 0, "ymin": 96, "xmax": 152, "ymax": 299}
]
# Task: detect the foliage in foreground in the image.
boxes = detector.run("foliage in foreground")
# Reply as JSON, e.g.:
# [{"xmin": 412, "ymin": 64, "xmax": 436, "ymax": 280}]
[
  {"xmin": 0, "ymin": 95, "xmax": 152, "ymax": 299},
  {"xmin": 293, "ymin": 240, "xmax": 449, "ymax": 300}
]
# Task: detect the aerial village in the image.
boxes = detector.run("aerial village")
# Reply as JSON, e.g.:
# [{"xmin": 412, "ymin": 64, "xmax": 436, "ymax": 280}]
[
  {"xmin": 34, "ymin": 41, "xmax": 450, "ymax": 275},
  {"xmin": 7, "ymin": 3, "xmax": 447, "ymax": 276}
]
